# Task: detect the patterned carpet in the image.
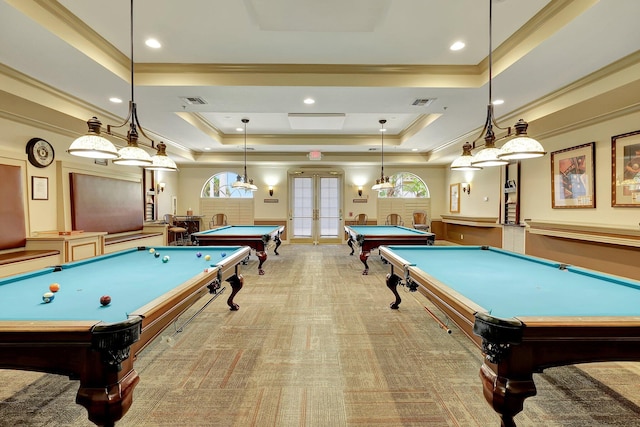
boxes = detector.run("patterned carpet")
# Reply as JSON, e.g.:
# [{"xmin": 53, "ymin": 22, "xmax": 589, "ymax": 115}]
[{"xmin": 1, "ymin": 244, "xmax": 640, "ymax": 426}]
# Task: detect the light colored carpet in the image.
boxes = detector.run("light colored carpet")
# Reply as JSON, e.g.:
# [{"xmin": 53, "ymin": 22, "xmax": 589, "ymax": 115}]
[{"xmin": 1, "ymin": 244, "xmax": 640, "ymax": 426}]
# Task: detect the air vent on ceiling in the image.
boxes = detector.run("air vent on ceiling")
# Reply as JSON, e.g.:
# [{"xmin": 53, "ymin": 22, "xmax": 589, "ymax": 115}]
[
  {"xmin": 180, "ymin": 96, "xmax": 208, "ymax": 105},
  {"xmin": 411, "ymin": 98, "xmax": 434, "ymax": 107}
]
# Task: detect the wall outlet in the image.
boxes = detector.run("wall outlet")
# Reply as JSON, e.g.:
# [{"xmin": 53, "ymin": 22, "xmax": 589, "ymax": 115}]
[{"xmin": 460, "ymin": 234, "xmax": 464, "ymax": 240}]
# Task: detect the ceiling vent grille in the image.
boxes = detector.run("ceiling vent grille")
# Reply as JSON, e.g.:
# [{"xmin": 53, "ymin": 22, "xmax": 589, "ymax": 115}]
[
  {"xmin": 180, "ymin": 96, "xmax": 208, "ymax": 105},
  {"xmin": 411, "ymin": 98, "xmax": 434, "ymax": 107}
]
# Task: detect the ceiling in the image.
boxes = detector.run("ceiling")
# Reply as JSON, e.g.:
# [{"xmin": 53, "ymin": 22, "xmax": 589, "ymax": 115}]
[{"xmin": 1, "ymin": 0, "xmax": 640, "ymax": 166}]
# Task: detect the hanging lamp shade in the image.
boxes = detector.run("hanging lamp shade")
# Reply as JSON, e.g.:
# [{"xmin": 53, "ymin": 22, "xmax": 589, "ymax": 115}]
[
  {"xmin": 450, "ymin": 142, "xmax": 482, "ymax": 171},
  {"xmin": 68, "ymin": 117, "xmax": 119, "ymax": 159},
  {"xmin": 471, "ymin": 129, "xmax": 509, "ymax": 167},
  {"xmin": 112, "ymin": 125, "xmax": 152, "ymax": 166},
  {"xmin": 498, "ymin": 119, "xmax": 546, "ymax": 160},
  {"xmin": 146, "ymin": 142, "xmax": 178, "ymax": 171}
]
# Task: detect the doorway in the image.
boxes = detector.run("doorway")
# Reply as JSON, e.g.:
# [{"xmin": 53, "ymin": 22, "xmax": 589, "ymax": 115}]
[{"xmin": 289, "ymin": 171, "xmax": 343, "ymax": 244}]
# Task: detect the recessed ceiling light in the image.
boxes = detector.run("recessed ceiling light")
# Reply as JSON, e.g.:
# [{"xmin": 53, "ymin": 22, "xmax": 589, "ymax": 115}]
[
  {"xmin": 379, "ymin": 128, "xmax": 387, "ymax": 132},
  {"xmin": 145, "ymin": 38, "xmax": 161, "ymax": 49},
  {"xmin": 109, "ymin": 97, "xmax": 122, "ymax": 103},
  {"xmin": 303, "ymin": 98, "xmax": 315, "ymax": 105},
  {"xmin": 411, "ymin": 148, "xmax": 418, "ymax": 152},
  {"xmin": 203, "ymin": 147, "xmax": 211, "ymax": 151},
  {"xmin": 492, "ymin": 99, "xmax": 504, "ymax": 105},
  {"xmin": 450, "ymin": 41, "xmax": 465, "ymax": 51},
  {"xmin": 236, "ymin": 127, "xmax": 244, "ymax": 132}
]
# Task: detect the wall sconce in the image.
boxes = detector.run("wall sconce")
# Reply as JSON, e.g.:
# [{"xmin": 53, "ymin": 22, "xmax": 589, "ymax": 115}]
[
  {"xmin": 462, "ymin": 183, "xmax": 471, "ymax": 195},
  {"xmin": 268, "ymin": 186, "xmax": 274, "ymax": 197},
  {"xmin": 357, "ymin": 186, "xmax": 363, "ymax": 197},
  {"xmin": 156, "ymin": 182, "xmax": 166, "ymax": 193}
]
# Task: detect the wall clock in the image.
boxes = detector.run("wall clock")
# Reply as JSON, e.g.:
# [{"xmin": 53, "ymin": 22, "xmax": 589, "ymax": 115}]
[{"xmin": 26, "ymin": 138, "xmax": 55, "ymax": 168}]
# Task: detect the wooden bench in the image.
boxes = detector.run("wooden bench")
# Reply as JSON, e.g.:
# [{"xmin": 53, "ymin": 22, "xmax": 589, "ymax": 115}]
[
  {"xmin": 103, "ymin": 231, "xmax": 164, "ymax": 254},
  {"xmin": 0, "ymin": 249, "xmax": 61, "ymax": 278}
]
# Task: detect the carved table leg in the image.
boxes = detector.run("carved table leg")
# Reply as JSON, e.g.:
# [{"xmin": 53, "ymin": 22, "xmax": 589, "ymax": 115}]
[
  {"xmin": 359, "ymin": 250, "xmax": 370, "ymax": 275},
  {"xmin": 347, "ymin": 236, "xmax": 355, "ymax": 255},
  {"xmin": 386, "ymin": 273, "xmax": 403, "ymax": 309},
  {"xmin": 225, "ymin": 274, "xmax": 244, "ymax": 311},
  {"xmin": 256, "ymin": 251, "xmax": 267, "ymax": 275},
  {"xmin": 273, "ymin": 235, "xmax": 282, "ymax": 255},
  {"xmin": 480, "ymin": 363, "xmax": 537, "ymax": 427}
]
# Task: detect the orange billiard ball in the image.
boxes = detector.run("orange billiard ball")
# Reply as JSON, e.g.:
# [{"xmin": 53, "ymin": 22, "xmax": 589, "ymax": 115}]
[{"xmin": 49, "ymin": 283, "xmax": 60, "ymax": 292}]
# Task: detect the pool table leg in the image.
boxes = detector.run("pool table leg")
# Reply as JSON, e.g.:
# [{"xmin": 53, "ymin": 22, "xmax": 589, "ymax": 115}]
[
  {"xmin": 225, "ymin": 274, "xmax": 244, "ymax": 310},
  {"xmin": 386, "ymin": 273, "xmax": 402, "ymax": 308},
  {"xmin": 256, "ymin": 251, "xmax": 267, "ymax": 275},
  {"xmin": 347, "ymin": 236, "xmax": 356, "ymax": 255},
  {"xmin": 479, "ymin": 363, "xmax": 537, "ymax": 427},
  {"xmin": 359, "ymin": 250, "xmax": 370, "ymax": 275},
  {"xmin": 273, "ymin": 235, "xmax": 282, "ymax": 255}
]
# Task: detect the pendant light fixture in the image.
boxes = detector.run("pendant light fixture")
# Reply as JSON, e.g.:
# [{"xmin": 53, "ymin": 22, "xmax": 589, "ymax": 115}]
[
  {"xmin": 450, "ymin": 0, "xmax": 545, "ymax": 169},
  {"xmin": 372, "ymin": 119, "xmax": 393, "ymax": 191},
  {"xmin": 232, "ymin": 118, "xmax": 257, "ymax": 191},
  {"xmin": 68, "ymin": 116, "xmax": 119, "ymax": 159},
  {"xmin": 110, "ymin": 0, "xmax": 153, "ymax": 167},
  {"xmin": 146, "ymin": 142, "xmax": 178, "ymax": 171},
  {"xmin": 450, "ymin": 142, "xmax": 482, "ymax": 171}
]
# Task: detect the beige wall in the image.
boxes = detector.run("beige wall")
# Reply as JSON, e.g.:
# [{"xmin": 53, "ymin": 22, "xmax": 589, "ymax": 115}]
[{"xmin": 177, "ymin": 164, "xmax": 447, "ymax": 223}]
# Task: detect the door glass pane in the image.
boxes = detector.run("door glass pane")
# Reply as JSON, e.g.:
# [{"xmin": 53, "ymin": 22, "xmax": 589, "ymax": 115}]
[
  {"xmin": 292, "ymin": 177, "xmax": 313, "ymax": 237},
  {"xmin": 319, "ymin": 177, "xmax": 340, "ymax": 237}
]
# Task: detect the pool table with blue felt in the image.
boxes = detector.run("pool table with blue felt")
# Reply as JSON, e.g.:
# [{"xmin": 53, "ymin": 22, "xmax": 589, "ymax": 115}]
[
  {"xmin": 344, "ymin": 225, "xmax": 435, "ymax": 274},
  {"xmin": 192, "ymin": 225, "xmax": 284, "ymax": 275},
  {"xmin": 0, "ymin": 245, "xmax": 250, "ymax": 427},
  {"xmin": 379, "ymin": 245, "xmax": 640, "ymax": 427}
]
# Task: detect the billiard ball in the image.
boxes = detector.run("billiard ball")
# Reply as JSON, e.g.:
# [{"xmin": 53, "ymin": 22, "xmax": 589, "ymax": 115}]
[
  {"xmin": 196, "ymin": 252, "xmax": 202, "ymax": 258},
  {"xmin": 42, "ymin": 292, "xmax": 55, "ymax": 303},
  {"xmin": 162, "ymin": 255, "xmax": 170, "ymax": 263},
  {"xmin": 204, "ymin": 255, "xmax": 211, "ymax": 261},
  {"xmin": 221, "ymin": 252, "xmax": 226, "ymax": 258},
  {"xmin": 100, "ymin": 295, "xmax": 111, "ymax": 306},
  {"xmin": 149, "ymin": 248, "xmax": 155, "ymax": 254},
  {"xmin": 154, "ymin": 252, "xmax": 161, "ymax": 258},
  {"xmin": 49, "ymin": 283, "xmax": 60, "ymax": 292}
]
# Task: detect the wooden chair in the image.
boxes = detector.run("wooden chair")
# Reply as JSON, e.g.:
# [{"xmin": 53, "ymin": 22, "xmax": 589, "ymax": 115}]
[
  {"xmin": 164, "ymin": 214, "xmax": 187, "ymax": 246},
  {"xmin": 412, "ymin": 210, "xmax": 430, "ymax": 231},
  {"xmin": 385, "ymin": 213, "xmax": 404, "ymax": 226},
  {"xmin": 209, "ymin": 213, "xmax": 228, "ymax": 228},
  {"xmin": 354, "ymin": 213, "xmax": 368, "ymax": 225}
]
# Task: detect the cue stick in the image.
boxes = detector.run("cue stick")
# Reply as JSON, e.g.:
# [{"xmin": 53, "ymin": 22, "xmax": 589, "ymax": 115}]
[
  {"xmin": 172, "ymin": 286, "xmax": 226, "ymax": 335},
  {"xmin": 409, "ymin": 293, "xmax": 452, "ymax": 334}
]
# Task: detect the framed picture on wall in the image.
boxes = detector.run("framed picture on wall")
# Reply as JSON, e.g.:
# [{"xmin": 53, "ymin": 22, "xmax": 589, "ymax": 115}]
[
  {"xmin": 612, "ymin": 129, "xmax": 640, "ymax": 207},
  {"xmin": 550, "ymin": 142, "xmax": 596, "ymax": 208},
  {"xmin": 31, "ymin": 176, "xmax": 48, "ymax": 200},
  {"xmin": 449, "ymin": 183, "xmax": 460, "ymax": 213}
]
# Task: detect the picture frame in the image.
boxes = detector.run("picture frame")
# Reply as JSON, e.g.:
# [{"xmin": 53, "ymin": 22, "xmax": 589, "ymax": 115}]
[
  {"xmin": 31, "ymin": 176, "xmax": 48, "ymax": 200},
  {"xmin": 550, "ymin": 142, "xmax": 596, "ymax": 208},
  {"xmin": 449, "ymin": 183, "xmax": 460, "ymax": 213},
  {"xmin": 612, "ymin": 129, "xmax": 640, "ymax": 207}
]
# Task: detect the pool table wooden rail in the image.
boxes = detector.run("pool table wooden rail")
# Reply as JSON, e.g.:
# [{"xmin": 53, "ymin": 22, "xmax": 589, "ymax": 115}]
[
  {"xmin": 379, "ymin": 246, "xmax": 640, "ymax": 427},
  {"xmin": 0, "ymin": 246, "xmax": 250, "ymax": 427}
]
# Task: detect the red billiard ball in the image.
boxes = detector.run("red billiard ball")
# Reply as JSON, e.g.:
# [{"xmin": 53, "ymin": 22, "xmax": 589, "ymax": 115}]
[{"xmin": 100, "ymin": 295, "xmax": 111, "ymax": 306}]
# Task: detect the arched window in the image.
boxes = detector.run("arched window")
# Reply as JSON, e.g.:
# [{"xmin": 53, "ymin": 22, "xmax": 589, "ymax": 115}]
[
  {"xmin": 201, "ymin": 171, "xmax": 254, "ymax": 198},
  {"xmin": 377, "ymin": 172, "xmax": 430, "ymax": 198}
]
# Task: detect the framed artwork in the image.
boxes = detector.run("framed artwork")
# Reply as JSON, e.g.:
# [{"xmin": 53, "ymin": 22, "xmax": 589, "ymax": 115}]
[
  {"xmin": 449, "ymin": 183, "xmax": 460, "ymax": 213},
  {"xmin": 612, "ymin": 129, "xmax": 640, "ymax": 207},
  {"xmin": 550, "ymin": 142, "xmax": 595, "ymax": 208},
  {"xmin": 31, "ymin": 176, "xmax": 48, "ymax": 200}
]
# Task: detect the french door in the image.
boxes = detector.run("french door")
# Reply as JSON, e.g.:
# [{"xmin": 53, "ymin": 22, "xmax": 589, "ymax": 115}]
[{"xmin": 289, "ymin": 173, "xmax": 343, "ymax": 244}]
